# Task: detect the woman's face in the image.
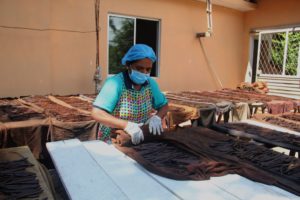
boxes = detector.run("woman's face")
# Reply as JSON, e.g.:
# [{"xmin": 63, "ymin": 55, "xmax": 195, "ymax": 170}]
[{"xmin": 128, "ymin": 58, "xmax": 153, "ymax": 74}]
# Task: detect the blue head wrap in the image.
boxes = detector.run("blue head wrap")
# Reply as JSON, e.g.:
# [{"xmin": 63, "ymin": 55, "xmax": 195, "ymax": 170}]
[{"xmin": 121, "ymin": 44, "xmax": 157, "ymax": 65}]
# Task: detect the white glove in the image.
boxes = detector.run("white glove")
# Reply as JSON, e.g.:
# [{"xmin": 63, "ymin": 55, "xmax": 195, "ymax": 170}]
[
  {"xmin": 147, "ymin": 115, "xmax": 163, "ymax": 135},
  {"xmin": 124, "ymin": 122, "xmax": 144, "ymax": 145}
]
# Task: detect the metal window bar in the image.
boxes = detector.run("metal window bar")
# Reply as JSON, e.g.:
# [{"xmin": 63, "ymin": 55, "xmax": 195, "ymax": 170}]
[
  {"xmin": 282, "ymin": 31, "xmax": 289, "ymax": 75},
  {"xmin": 256, "ymin": 28, "xmax": 300, "ymax": 78},
  {"xmin": 298, "ymin": 41, "xmax": 300, "ymax": 75}
]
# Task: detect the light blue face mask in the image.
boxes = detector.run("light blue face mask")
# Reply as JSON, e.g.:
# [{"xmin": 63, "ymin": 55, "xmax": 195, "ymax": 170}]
[{"xmin": 129, "ymin": 70, "xmax": 150, "ymax": 85}]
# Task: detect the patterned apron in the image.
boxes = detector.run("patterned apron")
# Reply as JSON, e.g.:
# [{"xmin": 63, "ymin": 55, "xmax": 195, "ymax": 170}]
[{"xmin": 97, "ymin": 76, "xmax": 153, "ymax": 141}]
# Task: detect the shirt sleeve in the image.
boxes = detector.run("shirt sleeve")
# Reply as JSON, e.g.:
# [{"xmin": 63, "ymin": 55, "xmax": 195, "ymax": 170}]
[
  {"xmin": 148, "ymin": 78, "xmax": 168, "ymax": 110},
  {"xmin": 93, "ymin": 75, "xmax": 122, "ymax": 113}
]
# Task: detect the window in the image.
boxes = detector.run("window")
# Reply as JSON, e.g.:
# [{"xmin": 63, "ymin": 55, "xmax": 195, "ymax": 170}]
[
  {"xmin": 108, "ymin": 14, "xmax": 160, "ymax": 76},
  {"xmin": 256, "ymin": 28, "xmax": 300, "ymax": 77}
]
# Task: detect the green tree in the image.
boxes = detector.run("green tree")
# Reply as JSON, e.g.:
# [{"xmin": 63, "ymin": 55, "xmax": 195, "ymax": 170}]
[
  {"xmin": 286, "ymin": 32, "xmax": 300, "ymax": 75},
  {"xmin": 109, "ymin": 18, "xmax": 134, "ymax": 74},
  {"xmin": 271, "ymin": 31, "xmax": 300, "ymax": 76}
]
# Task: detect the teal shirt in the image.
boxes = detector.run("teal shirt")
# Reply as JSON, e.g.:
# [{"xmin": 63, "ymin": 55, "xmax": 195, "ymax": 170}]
[{"xmin": 93, "ymin": 71, "xmax": 168, "ymax": 113}]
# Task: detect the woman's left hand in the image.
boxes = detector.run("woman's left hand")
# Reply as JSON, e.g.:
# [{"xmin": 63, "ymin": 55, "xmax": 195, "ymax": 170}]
[{"xmin": 146, "ymin": 115, "xmax": 163, "ymax": 135}]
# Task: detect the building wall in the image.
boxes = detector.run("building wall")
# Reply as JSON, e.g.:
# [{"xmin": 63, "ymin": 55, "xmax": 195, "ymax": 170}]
[
  {"xmin": 243, "ymin": 0, "xmax": 300, "ymax": 82},
  {"xmin": 0, "ymin": 0, "xmax": 96, "ymax": 97},
  {"xmin": 100, "ymin": 0, "xmax": 245, "ymax": 92},
  {"xmin": 0, "ymin": 0, "xmax": 245, "ymax": 97}
]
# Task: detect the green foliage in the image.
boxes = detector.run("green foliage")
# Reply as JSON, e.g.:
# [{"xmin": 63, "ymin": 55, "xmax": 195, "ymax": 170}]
[
  {"xmin": 271, "ymin": 33, "xmax": 285, "ymax": 67},
  {"xmin": 109, "ymin": 18, "xmax": 134, "ymax": 74},
  {"xmin": 271, "ymin": 32, "xmax": 300, "ymax": 76},
  {"xmin": 286, "ymin": 32, "xmax": 300, "ymax": 75}
]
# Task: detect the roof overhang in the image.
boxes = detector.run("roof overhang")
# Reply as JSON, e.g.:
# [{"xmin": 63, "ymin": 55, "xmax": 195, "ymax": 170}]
[{"xmin": 196, "ymin": 0, "xmax": 257, "ymax": 12}]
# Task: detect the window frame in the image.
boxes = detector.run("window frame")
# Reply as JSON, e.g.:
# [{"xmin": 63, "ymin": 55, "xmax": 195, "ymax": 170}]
[
  {"xmin": 107, "ymin": 13, "xmax": 161, "ymax": 77},
  {"xmin": 256, "ymin": 27, "xmax": 300, "ymax": 78}
]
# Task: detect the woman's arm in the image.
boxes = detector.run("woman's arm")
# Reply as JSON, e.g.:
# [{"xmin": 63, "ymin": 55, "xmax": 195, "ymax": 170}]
[
  {"xmin": 156, "ymin": 103, "xmax": 169, "ymax": 119},
  {"xmin": 91, "ymin": 107, "xmax": 127, "ymax": 129},
  {"xmin": 92, "ymin": 107, "xmax": 144, "ymax": 144}
]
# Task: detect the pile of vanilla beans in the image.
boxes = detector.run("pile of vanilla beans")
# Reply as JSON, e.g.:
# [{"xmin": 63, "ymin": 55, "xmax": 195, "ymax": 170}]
[{"xmin": 0, "ymin": 158, "xmax": 44, "ymax": 199}]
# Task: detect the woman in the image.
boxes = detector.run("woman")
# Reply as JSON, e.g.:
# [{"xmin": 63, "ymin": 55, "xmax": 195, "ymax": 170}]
[{"xmin": 92, "ymin": 44, "xmax": 168, "ymax": 145}]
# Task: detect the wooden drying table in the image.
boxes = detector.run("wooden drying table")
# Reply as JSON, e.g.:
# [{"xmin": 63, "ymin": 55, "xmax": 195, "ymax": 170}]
[
  {"xmin": 168, "ymin": 101, "xmax": 218, "ymax": 127},
  {"xmin": 46, "ymin": 139, "xmax": 298, "ymax": 200},
  {"xmin": 244, "ymin": 119, "xmax": 300, "ymax": 157},
  {"xmin": 167, "ymin": 94, "xmax": 233, "ymax": 125},
  {"xmin": 211, "ymin": 120, "xmax": 300, "ymax": 158}
]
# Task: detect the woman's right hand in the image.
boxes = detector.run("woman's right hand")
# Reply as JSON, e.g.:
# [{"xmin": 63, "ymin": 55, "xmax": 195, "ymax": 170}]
[{"xmin": 124, "ymin": 122, "xmax": 144, "ymax": 145}]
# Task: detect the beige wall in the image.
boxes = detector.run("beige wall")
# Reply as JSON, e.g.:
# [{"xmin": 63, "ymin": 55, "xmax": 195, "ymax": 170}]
[
  {"xmin": 0, "ymin": 0, "xmax": 245, "ymax": 97},
  {"xmin": 0, "ymin": 0, "xmax": 96, "ymax": 97},
  {"xmin": 99, "ymin": 0, "xmax": 245, "ymax": 92},
  {"xmin": 243, "ymin": 0, "xmax": 300, "ymax": 79}
]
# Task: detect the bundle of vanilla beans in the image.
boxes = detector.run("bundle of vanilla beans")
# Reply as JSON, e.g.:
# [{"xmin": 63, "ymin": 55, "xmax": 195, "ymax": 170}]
[
  {"xmin": 114, "ymin": 126, "xmax": 300, "ymax": 196},
  {"xmin": 0, "ymin": 158, "xmax": 44, "ymax": 199}
]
